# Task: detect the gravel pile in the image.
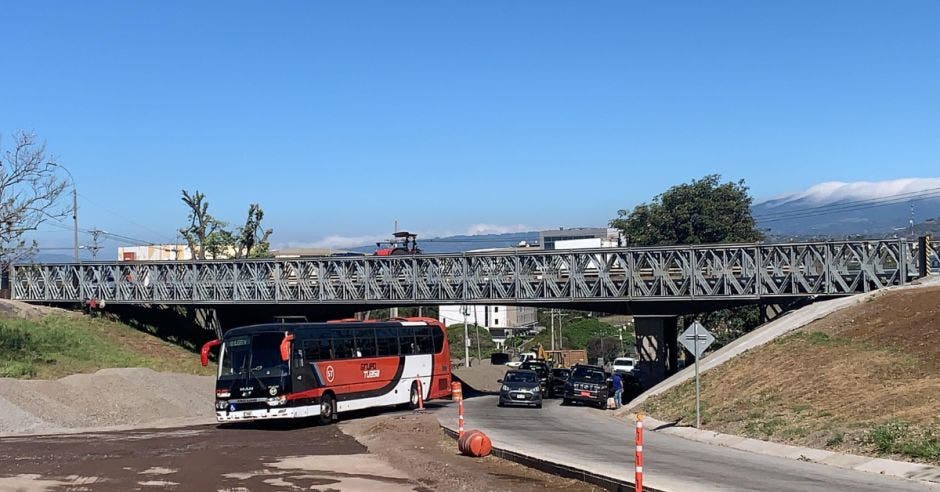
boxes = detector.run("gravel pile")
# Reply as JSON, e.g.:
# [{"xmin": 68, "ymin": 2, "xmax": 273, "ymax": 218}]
[
  {"xmin": 453, "ymin": 361, "xmax": 512, "ymax": 393},
  {"xmin": 0, "ymin": 368, "xmax": 215, "ymax": 436}
]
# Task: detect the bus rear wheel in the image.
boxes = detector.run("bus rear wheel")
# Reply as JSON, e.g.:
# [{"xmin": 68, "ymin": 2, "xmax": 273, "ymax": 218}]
[
  {"xmin": 408, "ymin": 382, "xmax": 420, "ymax": 410},
  {"xmin": 318, "ymin": 394, "xmax": 335, "ymax": 425}
]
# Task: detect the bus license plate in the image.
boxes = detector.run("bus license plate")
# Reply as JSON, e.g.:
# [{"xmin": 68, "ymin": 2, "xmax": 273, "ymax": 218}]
[{"xmin": 580, "ymin": 391, "xmax": 590, "ymax": 397}]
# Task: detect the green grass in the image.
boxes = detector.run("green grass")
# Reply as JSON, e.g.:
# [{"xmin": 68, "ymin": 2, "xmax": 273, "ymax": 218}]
[
  {"xmin": 0, "ymin": 315, "xmax": 214, "ymax": 379},
  {"xmin": 868, "ymin": 421, "xmax": 940, "ymax": 461}
]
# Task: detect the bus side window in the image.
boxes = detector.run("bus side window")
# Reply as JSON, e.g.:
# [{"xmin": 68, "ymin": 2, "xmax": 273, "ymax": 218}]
[
  {"xmin": 399, "ymin": 327, "xmax": 418, "ymax": 355},
  {"xmin": 333, "ymin": 337, "xmax": 354, "ymax": 359},
  {"xmin": 354, "ymin": 328, "xmax": 377, "ymax": 358},
  {"xmin": 431, "ymin": 326, "xmax": 444, "ymax": 354},
  {"xmin": 376, "ymin": 327, "xmax": 399, "ymax": 356},
  {"xmin": 415, "ymin": 326, "xmax": 433, "ymax": 354}
]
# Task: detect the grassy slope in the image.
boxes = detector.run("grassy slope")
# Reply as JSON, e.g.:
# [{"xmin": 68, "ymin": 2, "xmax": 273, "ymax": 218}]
[
  {"xmin": 0, "ymin": 314, "xmax": 216, "ymax": 379},
  {"xmin": 643, "ymin": 286, "xmax": 940, "ymax": 464}
]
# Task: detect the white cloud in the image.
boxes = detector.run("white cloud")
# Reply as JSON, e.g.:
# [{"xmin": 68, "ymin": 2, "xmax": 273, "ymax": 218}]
[
  {"xmin": 280, "ymin": 234, "xmax": 388, "ymax": 250},
  {"xmin": 463, "ymin": 223, "xmax": 533, "ymax": 235},
  {"xmin": 761, "ymin": 177, "xmax": 940, "ymax": 205},
  {"xmin": 275, "ymin": 224, "xmax": 536, "ymax": 250}
]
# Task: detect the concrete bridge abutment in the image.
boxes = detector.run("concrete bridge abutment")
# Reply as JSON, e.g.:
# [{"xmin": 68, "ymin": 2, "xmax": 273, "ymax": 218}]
[{"xmin": 634, "ymin": 316, "xmax": 680, "ymax": 389}]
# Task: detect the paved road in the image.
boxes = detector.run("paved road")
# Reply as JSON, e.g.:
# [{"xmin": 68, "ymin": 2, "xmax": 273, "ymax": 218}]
[{"xmin": 430, "ymin": 396, "xmax": 934, "ymax": 492}]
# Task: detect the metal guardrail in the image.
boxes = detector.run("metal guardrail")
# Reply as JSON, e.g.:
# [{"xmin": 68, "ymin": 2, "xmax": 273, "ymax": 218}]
[{"xmin": 10, "ymin": 239, "xmax": 927, "ymax": 305}]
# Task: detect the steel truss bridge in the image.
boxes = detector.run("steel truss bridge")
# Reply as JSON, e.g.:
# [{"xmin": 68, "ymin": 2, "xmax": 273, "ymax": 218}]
[{"xmin": 13, "ymin": 239, "xmax": 939, "ymax": 313}]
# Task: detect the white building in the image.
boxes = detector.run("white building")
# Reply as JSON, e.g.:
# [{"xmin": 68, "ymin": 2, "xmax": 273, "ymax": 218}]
[
  {"xmin": 438, "ymin": 304, "xmax": 538, "ymax": 347},
  {"xmin": 118, "ymin": 244, "xmax": 193, "ymax": 261}
]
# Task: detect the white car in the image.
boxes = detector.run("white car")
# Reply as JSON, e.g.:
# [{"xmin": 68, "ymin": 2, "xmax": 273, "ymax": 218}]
[
  {"xmin": 506, "ymin": 352, "xmax": 537, "ymax": 368},
  {"xmin": 611, "ymin": 357, "xmax": 636, "ymax": 374}
]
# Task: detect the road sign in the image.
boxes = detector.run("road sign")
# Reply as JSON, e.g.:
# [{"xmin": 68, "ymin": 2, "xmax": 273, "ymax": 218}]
[{"xmin": 679, "ymin": 321, "xmax": 715, "ymax": 358}]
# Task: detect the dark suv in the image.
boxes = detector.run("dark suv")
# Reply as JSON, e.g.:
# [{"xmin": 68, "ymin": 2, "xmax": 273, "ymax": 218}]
[
  {"xmin": 562, "ymin": 364, "xmax": 609, "ymax": 408},
  {"xmin": 519, "ymin": 361, "xmax": 552, "ymax": 392}
]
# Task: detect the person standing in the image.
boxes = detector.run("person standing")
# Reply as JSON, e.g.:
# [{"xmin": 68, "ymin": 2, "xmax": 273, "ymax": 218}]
[{"xmin": 612, "ymin": 372, "xmax": 624, "ymax": 409}]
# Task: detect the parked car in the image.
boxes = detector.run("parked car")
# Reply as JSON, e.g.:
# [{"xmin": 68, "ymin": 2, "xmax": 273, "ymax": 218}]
[
  {"xmin": 519, "ymin": 361, "xmax": 552, "ymax": 392},
  {"xmin": 611, "ymin": 357, "xmax": 636, "ymax": 374},
  {"xmin": 497, "ymin": 370, "xmax": 543, "ymax": 408},
  {"xmin": 549, "ymin": 367, "xmax": 571, "ymax": 398},
  {"xmin": 562, "ymin": 364, "xmax": 609, "ymax": 408},
  {"xmin": 506, "ymin": 352, "xmax": 538, "ymax": 368}
]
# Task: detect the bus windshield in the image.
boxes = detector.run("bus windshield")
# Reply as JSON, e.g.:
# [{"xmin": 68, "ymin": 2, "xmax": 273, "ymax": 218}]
[{"xmin": 220, "ymin": 333, "xmax": 287, "ymax": 379}]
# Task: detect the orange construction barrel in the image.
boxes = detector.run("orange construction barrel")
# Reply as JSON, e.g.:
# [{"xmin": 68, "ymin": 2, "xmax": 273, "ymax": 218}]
[{"xmin": 458, "ymin": 429, "xmax": 492, "ymax": 457}]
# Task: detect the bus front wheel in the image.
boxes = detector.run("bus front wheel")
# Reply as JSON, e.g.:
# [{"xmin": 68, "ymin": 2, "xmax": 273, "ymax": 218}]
[{"xmin": 319, "ymin": 394, "xmax": 335, "ymax": 425}]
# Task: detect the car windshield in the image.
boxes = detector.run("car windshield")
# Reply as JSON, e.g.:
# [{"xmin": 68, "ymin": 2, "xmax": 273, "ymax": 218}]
[
  {"xmin": 571, "ymin": 367, "xmax": 606, "ymax": 382},
  {"xmin": 504, "ymin": 371, "xmax": 537, "ymax": 383},
  {"xmin": 615, "ymin": 358, "xmax": 634, "ymax": 364},
  {"xmin": 552, "ymin": 369, "xmax": 570, "ymax": 379}
]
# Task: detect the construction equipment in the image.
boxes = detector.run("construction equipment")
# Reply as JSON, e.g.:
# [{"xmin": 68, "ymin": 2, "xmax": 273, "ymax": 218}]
[
  {"xmin": 375, "ymin": 231, "xmax": 421, "ymax": 256},
  {"xmin": 545, "ymin": 349, "xmax": 588, "ymax": 368}
]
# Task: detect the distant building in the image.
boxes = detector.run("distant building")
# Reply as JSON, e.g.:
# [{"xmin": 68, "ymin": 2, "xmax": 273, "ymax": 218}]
[
  {"xmin": 118, "ymin": 244, "xmax": 192, "ymax": 261},
  {"xmin": 438, "ymin": 304, "xmax": 538, "ymax": 347},
  {"xmin": 540, "ymin": 227, "xmax": 621, "ymax": 250}
]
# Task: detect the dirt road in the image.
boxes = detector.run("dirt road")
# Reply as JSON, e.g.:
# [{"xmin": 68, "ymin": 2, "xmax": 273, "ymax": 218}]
[{"xmin": 0, "ymin": 410, "xmax": 598, "ymax": 491}]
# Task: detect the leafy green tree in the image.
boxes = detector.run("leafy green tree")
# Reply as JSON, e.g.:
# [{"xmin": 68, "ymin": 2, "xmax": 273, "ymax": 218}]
[
  {"xmin": 610, "ymin": 174, "xmax": 763, "ymax": 246},
  {"xmin": 611, "ymin": 175, "xmax": 765, "ymax": 349}
]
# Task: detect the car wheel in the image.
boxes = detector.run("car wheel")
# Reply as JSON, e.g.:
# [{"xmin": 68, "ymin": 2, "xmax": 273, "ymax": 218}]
[
  {"xmin": 562, "ymin": 398, "xmax": 571, "ymax": 406},
  {"xmin": 497, "ymin": 400, "xmax": 504, "ymax": 407},
  {"xmin": 318, "ymin": 393, "xmax": 335, "ymax": 425},
  {"xmin": 535, "ymin": 403, "xmax": 542, "ymax": 409}
]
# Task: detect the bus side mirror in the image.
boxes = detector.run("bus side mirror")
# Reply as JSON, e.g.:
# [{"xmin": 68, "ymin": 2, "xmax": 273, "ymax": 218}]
[
  {"xmin": 200, "ymin": 339, "xmax": 221, "ymax": 367},
  {"xmin": 280, "ymin": 333, "xmax": 294, "ymax": 362}
]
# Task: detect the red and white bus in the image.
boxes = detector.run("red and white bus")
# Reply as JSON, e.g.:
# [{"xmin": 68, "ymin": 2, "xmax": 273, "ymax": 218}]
[{"xmin": 200, "ymin": 317, "xmax": 452, "ymax": 424}]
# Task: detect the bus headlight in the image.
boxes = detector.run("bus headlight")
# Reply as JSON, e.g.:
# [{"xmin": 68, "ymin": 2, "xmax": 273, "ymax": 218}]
[{"xmin": 267, "ymin": 396, "xmax": 287, "ymax": 406}]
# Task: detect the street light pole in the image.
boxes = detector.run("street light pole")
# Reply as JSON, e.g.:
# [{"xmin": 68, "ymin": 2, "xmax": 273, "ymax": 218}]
[
  {"xmin": 71, "ymin": 186, "xmax": 78, "ymax": 262},
  {"xmin": 51, "ymin": 164, "xmax": 79, "ymax": 263}
]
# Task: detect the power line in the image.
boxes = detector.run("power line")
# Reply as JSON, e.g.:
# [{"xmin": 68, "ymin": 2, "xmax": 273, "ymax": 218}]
[{"xmin": 77, "ymin": 192, "xmax": 177, "ymax": 244}]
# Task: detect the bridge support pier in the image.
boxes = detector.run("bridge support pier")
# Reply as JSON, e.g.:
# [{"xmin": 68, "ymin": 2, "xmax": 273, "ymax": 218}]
[{"xmin": 634, "ymin": 316, "xmax": 679, "ymax": 389}]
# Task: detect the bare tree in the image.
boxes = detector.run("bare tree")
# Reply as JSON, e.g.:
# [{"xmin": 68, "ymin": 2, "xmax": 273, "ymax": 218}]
[
  {"xmin": 179, "ymin": 190, "xmax": 229, "ymax": 260},
  {"xmin": 235, "ymin": 203, "xmax": 273, "ymax": 258},
  {"xmin": 0, "ymin": 132, "xmax": 69, "ymax": 268}
]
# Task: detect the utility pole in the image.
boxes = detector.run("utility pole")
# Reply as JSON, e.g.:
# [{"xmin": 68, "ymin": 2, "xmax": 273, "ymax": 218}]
[
  {"xmin": 72, "ymin": 186, "xmax": 79, "ymax": 262},
  {"xmin": 85, "ymin": 230, "xmax": 104, "ymax": 260},
  {"xmin": 550, "ymin": 309, "xmax": 556, "ymax": 351},
  {"xmin": 474, "ymin": 305, "xmax": 481, "ymax": 362},
  {"xmin": 463, "ymin": 305, "xmax": 470, "ymax": 368}
]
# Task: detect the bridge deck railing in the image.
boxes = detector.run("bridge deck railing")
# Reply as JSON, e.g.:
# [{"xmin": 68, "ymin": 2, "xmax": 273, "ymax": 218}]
[{"xmin": 11, "ymin": 239, "xmax": 931, "ymax": 305}]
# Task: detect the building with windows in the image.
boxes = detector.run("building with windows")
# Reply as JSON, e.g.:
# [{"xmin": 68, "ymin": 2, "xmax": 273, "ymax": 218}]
[
  {"xmin": 438, "ymin": 304, "xmax": 538, "ymax": 347},
  {"xmin": 540, "ymin": 227, "xmax": 621, "ymax": 250}
]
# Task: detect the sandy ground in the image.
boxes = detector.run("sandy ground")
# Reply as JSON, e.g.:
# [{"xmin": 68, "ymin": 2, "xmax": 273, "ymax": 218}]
[
  {"xmin": 340, "ymin": 410, "xmax": 600, "ymax": 492},
  {"xmin": 0, "ymin": 410, "xmax": 600, "ymax": 491},
  {"xmin": 0, "ymin": 368, "xmax": 215, "ymax": 436}
]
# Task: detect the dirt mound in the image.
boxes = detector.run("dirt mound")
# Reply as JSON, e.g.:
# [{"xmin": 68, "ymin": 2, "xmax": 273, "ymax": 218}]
[
  {"xmin": 0, "ymin": 368, "xmax": 214, "ymax": 436},
  {"xmin": 0, "ymin": 299, "xmax": 72, "ymax": 320},
  {"xmin": 643, "ymin": 285, "xmax": 940, "ymax": 464}
]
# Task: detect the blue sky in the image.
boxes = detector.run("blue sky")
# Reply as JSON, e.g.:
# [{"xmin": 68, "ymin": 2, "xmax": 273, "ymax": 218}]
[{"xmin": 3, "ymin": 2, "xmax": 939, "ymax": 251}]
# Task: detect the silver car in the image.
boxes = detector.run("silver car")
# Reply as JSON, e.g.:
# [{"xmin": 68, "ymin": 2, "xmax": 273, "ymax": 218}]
[{"xmin": 497, "ymin": 369, "xmax": 543, "ymax": 408}]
